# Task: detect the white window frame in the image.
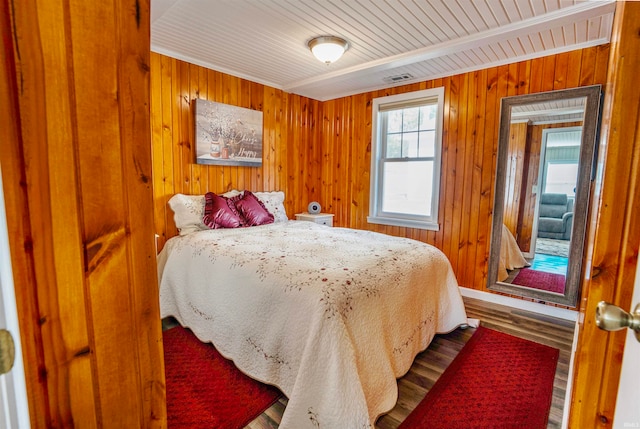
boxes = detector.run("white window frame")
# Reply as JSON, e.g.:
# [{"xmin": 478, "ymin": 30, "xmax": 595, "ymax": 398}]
[{"xmin": 368, "ymin": 87, "xmax": 444, "ymax": 231}]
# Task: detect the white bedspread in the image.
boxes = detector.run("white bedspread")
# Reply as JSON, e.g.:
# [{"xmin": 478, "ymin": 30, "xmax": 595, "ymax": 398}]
[
  {"xmin": 499, "ymin": 224, "xmax": 530, "ymax": 281},
  {"xmin": 158, "ymin": 221, "xmax": 468, "ymax": 428}
]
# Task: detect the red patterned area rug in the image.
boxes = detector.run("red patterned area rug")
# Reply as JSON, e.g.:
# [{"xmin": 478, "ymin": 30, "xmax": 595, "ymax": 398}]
[
  {"xmin": 163, "ymin": 326, "xmax": 282, "ymax": 429},
  {"xmin": 398, "ymin": 326, "xmax": 559, "ymax": 429},
  {"xmin": 512, "ymin": 267, "xmax": 565, "ymax": 293}
]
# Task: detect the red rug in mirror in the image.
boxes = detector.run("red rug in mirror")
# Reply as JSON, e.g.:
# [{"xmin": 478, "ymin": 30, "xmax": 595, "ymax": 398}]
[
  {"xmin": 163, "ymin": 326, "xmax": 282, "ymax": 429},
  {"xmin": 512, "ymin": 267, "xmax": 566, "ymax": 293},
  {"xmin": 398, "ymin": 326, "xmax": 559, "ymax": 429}
]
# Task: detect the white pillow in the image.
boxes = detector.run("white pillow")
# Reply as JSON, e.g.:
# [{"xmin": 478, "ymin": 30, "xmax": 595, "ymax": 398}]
[
  {"xmin": 167, "ymin": 194, "xmax": 206, "ymax": 235},
  {"xmin": 168, "ymin": 190, "xmax": 242, "ymax": 235},
  {"xmin": 253, "ymin": 191, "xmax": 289, "ymax": 223},
  {"xmin": 222, "ymin": 189, "xmax": 243, "ymax": 198}
]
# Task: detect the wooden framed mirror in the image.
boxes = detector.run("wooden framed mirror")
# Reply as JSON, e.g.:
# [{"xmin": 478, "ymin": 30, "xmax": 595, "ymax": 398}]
[{"xmin": 487, "ymin": 85, "xmax": 602, "ymax": 307}]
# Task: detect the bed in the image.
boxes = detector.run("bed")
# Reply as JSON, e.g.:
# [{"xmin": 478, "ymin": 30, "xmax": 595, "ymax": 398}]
[
  {"xmin": 158, "ymin": 192, "xmax": 469, "ymax": 429},
  {"xmin": 498, "ymin": 224, "xmax": 530, "ymax": 282}
]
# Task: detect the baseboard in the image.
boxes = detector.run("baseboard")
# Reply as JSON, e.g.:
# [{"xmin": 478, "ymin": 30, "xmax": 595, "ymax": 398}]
[
  {"xmin": 459, "ymin": 287, "xmax": 579, "ymax": 322},
  {"xmin": 561, "ymin": 319, "xmax": 581, "ymax": 429}
]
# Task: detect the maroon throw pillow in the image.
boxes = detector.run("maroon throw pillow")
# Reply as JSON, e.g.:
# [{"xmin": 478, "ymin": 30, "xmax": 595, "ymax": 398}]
[
  {"xmin": 203, "ymin": 192, "xmax": 244, "ymax": 229},
  {"xmin": 233, "ymin": 191, "xmax": 274, "ymax": 226}
]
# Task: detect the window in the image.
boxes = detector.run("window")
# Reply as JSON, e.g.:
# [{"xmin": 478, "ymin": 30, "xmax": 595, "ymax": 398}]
[
  {"xmin": 541, "ymin": 129, "xmax": 581, "ymax": 198},
  {"xmin": 544, "ymin": 161, "xmax": 579, "ymax": 196},
  {"xmin": 368, "ymin": 87, "xmax": 444, "ymax": 230}
]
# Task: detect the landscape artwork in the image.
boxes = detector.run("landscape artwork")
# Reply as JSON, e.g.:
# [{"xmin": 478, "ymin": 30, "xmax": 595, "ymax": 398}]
[{"xmin": 194, "ymin": 99, "xmax": 263, "ymax": 166}]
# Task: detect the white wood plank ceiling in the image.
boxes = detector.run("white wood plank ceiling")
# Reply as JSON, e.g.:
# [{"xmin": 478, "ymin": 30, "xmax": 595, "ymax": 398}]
[
  {"xmin": 511, "ymin": 97, "xmax": 587, "ymax": 124},
  {"xmin": 151, "ymin": 0, "xmax": 616, "ymax": 101}
]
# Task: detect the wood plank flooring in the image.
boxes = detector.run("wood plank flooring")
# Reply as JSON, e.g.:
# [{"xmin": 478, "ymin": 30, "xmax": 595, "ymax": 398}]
[{"xmin": 243, "ymin": 296, "xmax": 576, "ymax": 429}]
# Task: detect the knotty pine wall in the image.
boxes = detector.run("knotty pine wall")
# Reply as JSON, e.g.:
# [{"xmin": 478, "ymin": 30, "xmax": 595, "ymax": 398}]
[
  {"xmin": 503, "ymin": 122, "xmax": 528, "ymax": 238},
  {"xmin": 151, "ymin": 52, "xmax": 322, "ymax": 249},
  {"xmin": 151, "ymin": 45, "xmax": 610, "ymax": 293}
]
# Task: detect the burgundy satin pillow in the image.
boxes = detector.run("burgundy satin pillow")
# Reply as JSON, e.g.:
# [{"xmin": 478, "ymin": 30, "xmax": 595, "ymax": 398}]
[
  {"xmin": 202, "ymin": 192, "xmax": 244, "ymax": 229},
  {"xmin": 233, "ymin": 191, "xmax": 274, "ymax": 226}
]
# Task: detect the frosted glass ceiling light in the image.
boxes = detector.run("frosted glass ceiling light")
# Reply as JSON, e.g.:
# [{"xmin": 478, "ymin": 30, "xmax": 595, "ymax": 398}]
[{"xmin": 308, "ymin": 36, "xmax": 349, "ymax": 64}]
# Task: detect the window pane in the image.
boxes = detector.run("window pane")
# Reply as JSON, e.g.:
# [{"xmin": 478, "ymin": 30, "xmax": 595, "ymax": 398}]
[
  {"xmin": 545, "ymin": 162, "xmax": 578, "ymax": 196},
  {"xmin": 387, "ymin": 110, "xmax": 403, "ymax": 133},
  {"xmin": 382, "ymin": 161, "xmax": 433, "ymax": 216},
  {"xmin": 418, "ymin": 130, "xmax": 435, "ymax": 157},
  {"xmin": 370, "ymin": 87, "xmax": 444, "ymax": 230},
  {"xmin": 402, "ymin": 132, "xmax": 419, "ymax": 157},
  {"xmin": 386, "ymin": 133, "xmax": 402, "ymax": 158},
  {"xmin": 402, "ymin": 107, "xmax": 420, "ymax": 132},
  {"xmin": 419, "ymin": 104, "xmax": 437, "ymax": 130}
]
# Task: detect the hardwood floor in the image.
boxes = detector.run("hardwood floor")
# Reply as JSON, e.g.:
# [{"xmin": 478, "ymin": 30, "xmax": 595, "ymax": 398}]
[{"xmin": 243, "ymin": 296, "xmax": 576, "ymax": 429}]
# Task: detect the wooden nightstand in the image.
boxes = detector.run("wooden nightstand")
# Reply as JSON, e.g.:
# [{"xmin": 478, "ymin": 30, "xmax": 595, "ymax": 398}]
[{"xmin": 295, "ymin": 212, "xmax": 334, "ymax": 227}]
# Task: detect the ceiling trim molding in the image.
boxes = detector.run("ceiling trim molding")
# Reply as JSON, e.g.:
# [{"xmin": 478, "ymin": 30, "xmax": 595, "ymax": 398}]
[
  {"xmin": 154, "ymin": 35, "xmax": 610, "ymax": 102},
  {"xmin": 151, "ymin": 0, "xmax": 181, "ymax": 23},
  {"xmin": 303, "ymin": 38, "xmax": 610, "ymax": 101},
  {"xmin": 283, "ymin": 0, "xmax": 616, "ymax": 95},
  {"xmin": 150, "ymin": 46, "xmax": 285, "ymax": 91}
]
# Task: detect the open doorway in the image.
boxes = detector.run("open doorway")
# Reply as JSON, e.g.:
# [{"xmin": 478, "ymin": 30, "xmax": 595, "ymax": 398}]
[{"xmin": 526, "ymin": 127, "xmax": 582, "ymax": 289}]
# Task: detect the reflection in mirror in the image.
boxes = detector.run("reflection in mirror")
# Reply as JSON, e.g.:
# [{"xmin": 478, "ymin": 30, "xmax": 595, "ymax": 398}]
[{"xmin": 487, "ymin": 85, "xmax": 602, "ymax": 308}]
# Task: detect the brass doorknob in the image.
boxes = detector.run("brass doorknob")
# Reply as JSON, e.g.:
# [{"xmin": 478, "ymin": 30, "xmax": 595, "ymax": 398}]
[
  {"xmin": 595, "ymin": 301, "xmax": 640, "ymax": 342},
  {"xmin": 0, "ymin": 329, "xmax": 15, "ymax": 375}
]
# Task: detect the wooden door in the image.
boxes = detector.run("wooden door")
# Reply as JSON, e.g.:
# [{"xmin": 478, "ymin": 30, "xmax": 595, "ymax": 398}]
[
  {"xmin": 1, "ymin": 0, "xmax": 166, "ymax": 427},
  {"xmin": 569, "ymin": 2, "xmax": 640, "ymax": 427}
]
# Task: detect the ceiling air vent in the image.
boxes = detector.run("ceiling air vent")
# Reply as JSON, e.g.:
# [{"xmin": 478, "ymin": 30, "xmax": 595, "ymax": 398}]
[{"xmin": 382, "ymin": 73, "xmax": 415, "ymax": 84}]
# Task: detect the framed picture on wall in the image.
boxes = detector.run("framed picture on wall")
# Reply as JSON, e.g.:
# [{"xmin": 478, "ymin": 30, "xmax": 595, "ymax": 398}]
[{"xmin": 194, "ymin": 99, "xmax": 263, "ymax": 167}]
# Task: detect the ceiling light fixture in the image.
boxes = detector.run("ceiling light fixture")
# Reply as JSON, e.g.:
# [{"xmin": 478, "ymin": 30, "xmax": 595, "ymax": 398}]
[{"xmin": 308, "ymin": 36, "xmax": 349, "ymax": 64}]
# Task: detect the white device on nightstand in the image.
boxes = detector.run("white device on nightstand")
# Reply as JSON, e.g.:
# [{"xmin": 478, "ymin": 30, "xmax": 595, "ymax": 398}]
[{"xmin": 307, "ymin": 201, "xmax": 321, "ymax": 214}]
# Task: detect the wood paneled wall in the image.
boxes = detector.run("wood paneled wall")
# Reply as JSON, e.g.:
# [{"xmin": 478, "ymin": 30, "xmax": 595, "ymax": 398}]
[
  {"xmin": 319, "ymin": 46, "xmax": 610, "ymax": 292},
  {"xmin": 151, "ymin": 46, "xmax": 610, "ymax": 292},
  {"xmin": 3, "ymin": 0, "xmax": 165, "ymax": 427},
  {"xmin": 150, "ymin": 53, "xmax": 322, "ymax": 249},
  {"xmin": 503, "ymin": 122, "xmax": 528, "ymax": 237}
]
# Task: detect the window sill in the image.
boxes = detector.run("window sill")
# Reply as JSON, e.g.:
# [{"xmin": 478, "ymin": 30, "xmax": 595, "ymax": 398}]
[{"xmin": 367, "ymin": 216, "xmax": 440, "ymax": 231}]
